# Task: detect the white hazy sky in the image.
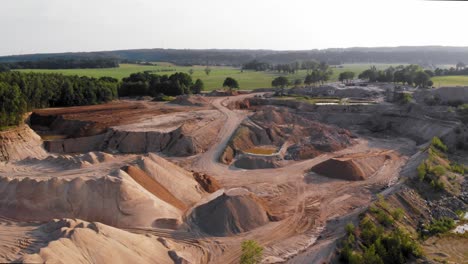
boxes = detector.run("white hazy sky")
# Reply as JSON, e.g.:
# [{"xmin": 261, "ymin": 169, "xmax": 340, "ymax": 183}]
[{"xmin": 1, "ymin": 0, "xmax": 467, "ymax": 56}]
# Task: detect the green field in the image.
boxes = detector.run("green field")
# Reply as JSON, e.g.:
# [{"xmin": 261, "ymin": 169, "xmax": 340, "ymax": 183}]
[
  {"xmin": 432, "ymin": 76, "xmax": 468, "ymax": 87},
  {"xmin": 19, "ymin": 63, "xmax": 452, "ymax": 91}
]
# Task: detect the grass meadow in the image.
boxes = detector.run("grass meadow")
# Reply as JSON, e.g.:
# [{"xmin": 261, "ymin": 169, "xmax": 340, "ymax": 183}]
[{"xmin": 18, "ymin": 63, "xmax": 468, "ymax": 90}]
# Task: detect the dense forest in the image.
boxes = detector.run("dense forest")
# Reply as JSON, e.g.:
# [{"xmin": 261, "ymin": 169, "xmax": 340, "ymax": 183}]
[
  {"xmin": 0, "ymin": 58, "xmax": 118, "ymax": 70},
  {"xmin": 1, "ymin": 46, "xmax": 468, "ymax": 66},
  {"xmin": 0, "ymin": 72, "xmax": 118, "ymax": 127},
  {"xmin": 119, "ymin": 72, "xmax": 203, "ymax": 97}
]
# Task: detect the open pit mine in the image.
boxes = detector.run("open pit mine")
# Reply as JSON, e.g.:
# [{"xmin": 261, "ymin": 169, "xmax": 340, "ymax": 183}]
[{"xmin": 1, "ymin": 85, "xmax": 468, "ymax": 264}]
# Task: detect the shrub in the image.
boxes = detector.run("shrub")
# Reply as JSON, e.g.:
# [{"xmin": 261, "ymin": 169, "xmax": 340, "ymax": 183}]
[
  {"xmin": 417, "ymin": 162, "xmax": 427, "ymax": 181},
  {"xmin": 431, "ymin": 165, "xmax": 446, "ymax": 177},
  {"xmin": 450, "ymin": 163, "xmax": 465, "ymax": 175},
  {"xmin": 431, "ymin": 137, "xmax": 448, "ymax": 152},
  {"xmin": 391, "ymin": 208, "xmax": 404, "ymax": 221},
  {"xmin": 240, "ymin": 240, "xmax": 263, "ymax": 264},
  {"xmin": 427, "ymin": 218, "xmax": 455, "ymax": 235},
  {"xmin": 346, "ymin": 222, "xmax": 355, "ymax": 235}
]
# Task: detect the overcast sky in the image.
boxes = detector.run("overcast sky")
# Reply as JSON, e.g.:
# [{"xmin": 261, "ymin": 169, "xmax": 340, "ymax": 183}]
[{"xmin": 1, "ymin": 0, "xmax": 467, "ymax": 56}]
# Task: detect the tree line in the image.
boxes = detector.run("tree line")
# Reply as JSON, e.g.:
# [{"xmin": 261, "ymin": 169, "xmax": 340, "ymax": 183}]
[
  {"xmin": 434, "ymin": 62, "xmax": 467, "ymax": 76},
  {"xmin": 0, "ymin": 58, "xmax": 118, "ymax": 71},
  {"xmin": 4, "ymin": 47, "xmax": 468, "ymax": 66},
  {"xmin": 242, "ymin": 59, "xmax": 327, "ymax": 74},
  {"xmin": 358, "ymin": 65, "xmax": 433, "ymax": 87},
  {"xmin": 0, "ymin": 72, "xmax": 118, "ymax": 127},
  {"xmin": 118, "ymin": 71, "xmax": 204, "ymax": 97}
]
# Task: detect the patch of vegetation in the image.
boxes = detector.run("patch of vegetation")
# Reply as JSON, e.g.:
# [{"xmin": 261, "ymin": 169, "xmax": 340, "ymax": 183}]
[
  {"xmin": 426, "ymin": 218, "xmax": 456, "ymax": 236},
  {"xmin": 431, "ymin": 137, "xmax": 448, "ymax": 152},
  {"xmin": 340, "ymin": 216, "xmax": 422, "ymax": 264},
  {"xmin": 401, "ymin": 93, "xmax": 413, "ymax": 104},
  {"xmin": 240, "ymin": 240, "xmax": 263, "ymax": 264},
  {"xmin": 339, "ymin": 195, "xmax": 422, "ymax": 264},
  {"xmin": 415, "ymin": 137, "xmax": 463, "ymax": 192}
]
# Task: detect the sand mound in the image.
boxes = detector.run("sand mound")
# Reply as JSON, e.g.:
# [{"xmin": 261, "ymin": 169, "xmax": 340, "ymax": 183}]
[
  {"xmin": 0, "ymin": 154, "xmax": 207, "ymax": 229},
  {"xmin": 123, "ymin": 165, "xmax": 187, "ymax": 210},
  {"xmin": 135, "ymin": 154, "xmax": 205, "ymax": 206},
  {"xmin": 18, "ymin": 151, "xmax": 116, "ymax": 169},
  {"xmin": 189, "ymin": 188, "xmax": 272, "ymax": 236},
  {"xmin": 170, "ymin": 95, "xmax": 210, "ymax": 107},
  {"xmin": 19, "ymin": 219, "xmax": 201, "ymax": 264},
  {"xmin": 0, "ymin": 172, "xmax": 183, "ymax": 228},
  {"xmin": 310, "ymin": 150, "xmax": 395, "ymax": 181},
  {"xmin": 0, "ymin": 125, "xmax": 46, "ymax": 162},
  {"xmin": 192, "ymin": 172, "xmax": 222, "ymax": 193}
]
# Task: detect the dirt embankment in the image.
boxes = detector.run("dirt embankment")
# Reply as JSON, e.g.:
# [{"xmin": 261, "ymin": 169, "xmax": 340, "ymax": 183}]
[
  {"xmin": 170, "ymin": 95, "xmax": 211, "ymax": 107},
  {"xmin": 0, "ymin": 124, "xmax": 46, "ymax": 162},
  {"xmin": 189, "ymin": 188, "xmax": 275, "ymax": 236},
  {"xmin": 311, "ymin": 150, "xmax": 396, "ymax": 181},
  {"xmin": 221, "ymin": 106, "xmax": 355, "ymax": 166},
  {"xmin": 31, "ymin": 101, "xmax": 223, "ymax": 157}
]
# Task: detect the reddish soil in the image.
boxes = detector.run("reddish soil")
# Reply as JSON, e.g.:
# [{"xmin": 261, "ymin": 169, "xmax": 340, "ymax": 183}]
[
  {"xmin": 192, "ymin": 172, "xmax": 221, "ymax": 193},
  {"xmin": 31, "ymin": 100, "xmax": 187, "ymax": 137}
]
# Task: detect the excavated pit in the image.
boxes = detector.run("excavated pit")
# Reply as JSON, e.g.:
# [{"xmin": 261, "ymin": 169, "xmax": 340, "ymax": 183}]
[{"xmin": 221, "ymin": 106, "xmax": 355, "ymax": 169}]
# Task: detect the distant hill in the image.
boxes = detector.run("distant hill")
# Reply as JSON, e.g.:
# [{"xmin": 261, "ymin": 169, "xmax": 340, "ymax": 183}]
[{"xmin": 1, "ymin": 46, "xmax": 468, "ymax": 66}]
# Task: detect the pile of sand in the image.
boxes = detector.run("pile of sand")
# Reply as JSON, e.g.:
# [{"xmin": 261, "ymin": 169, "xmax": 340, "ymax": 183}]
[
  {"xmin": 310, "ymin": 150, "xmax": 395, "ymax": 181},
  {"xmin": 0, "ymin": 154, "xmax": 206, "ymax": 229},
  {"xmin": 189, "ymin": 188, "xmax": 273, "ymax": 236},
  {"xmin": 19, "ymin": 219, "xmax": 201, "ymax": 264},
  {"xmin": 170, "ymin": 95, "xmax": 210, "ymax": 107},
  {"xmin": 0, "ymin": 125, "xmax": 46, "ymax": 162},
  {"xmin": 18, "ymin": 151, "xmax": 115, "ymax": 169}
]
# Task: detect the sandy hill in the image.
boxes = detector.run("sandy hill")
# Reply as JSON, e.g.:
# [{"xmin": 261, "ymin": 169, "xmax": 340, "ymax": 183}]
[
  {"xmin": 0, "ymin": 153, "xmax": 207, "ymax": 229},
  {"xmin": 0, "ymin": 125, "xmax": 46, "ymax": 162},
  {"xmin": 12, "ymin": 219, "xmax": 203, "ymax": 264}
]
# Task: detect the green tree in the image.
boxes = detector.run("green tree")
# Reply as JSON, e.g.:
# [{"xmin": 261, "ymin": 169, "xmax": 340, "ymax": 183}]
[
  {"xmin": 271, "ymin": 76, "xmax": 289, "ymax": 95},
  {"xmin": 339, "ymin": 71, "xmax": 355, "ymax": 83},
  {"xmin": 240, "ymin": 240, "xmax": 263, "ymax": 264},
  {"xmin": 223, "ymin": 77, "xmax": 239, "ymax": 91},
  {"xmin": 414, "ymin": 71, "xmax": 431, "ymax": 88},
  {"xmin": 204, "ymin": 66, "xmax": 212, "ymax": 76},
  {"xmin": 191, "ymin": 79, "xmax": 204, "ymax": 94},
  {"xmin": 188, "ymin": 69, "xmax": 194, "ymax": 75}
]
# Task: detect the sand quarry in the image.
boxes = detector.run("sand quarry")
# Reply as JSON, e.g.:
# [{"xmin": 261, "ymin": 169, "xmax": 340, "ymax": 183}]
[{"xmin": 0, "ymin": 88, "xmax": 464, "ymax": 263}]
